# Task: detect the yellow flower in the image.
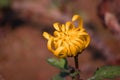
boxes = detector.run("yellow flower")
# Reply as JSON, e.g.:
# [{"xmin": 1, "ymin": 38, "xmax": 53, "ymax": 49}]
[{"xmin": 43, "ymin": 15, "xmax": 90, "ymax": 58}]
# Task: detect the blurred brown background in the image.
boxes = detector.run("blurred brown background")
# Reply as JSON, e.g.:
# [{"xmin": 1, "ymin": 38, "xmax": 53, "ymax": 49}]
[{"xmin": 0, "ymin": 0, "xmax": 120, "ymax": 80}]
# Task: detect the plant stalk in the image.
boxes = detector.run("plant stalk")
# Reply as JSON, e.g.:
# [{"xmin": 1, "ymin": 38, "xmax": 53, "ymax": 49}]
[{"xmin": 74, "ymin": 54, "xmax": 80, "ymax": 80}]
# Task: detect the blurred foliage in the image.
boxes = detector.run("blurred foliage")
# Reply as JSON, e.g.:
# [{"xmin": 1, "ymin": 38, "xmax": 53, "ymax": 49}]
[
  {"xmin": 51, "ymin": 0, "xmax": 60, "ymax": 7},
  {"xmin": 0, "ymin": 0, "xmax": 10, "ymax": 8},
  {"xmin": 47, "ymin": 58, "xmax": 81, "ymax": 80},
  {"xmin": 88, "ymin": 66, "xmax": 120, "ymax": 80},
  {"xmin": 48, "ymin": 58, "xmax": 120, "ymax": 80},
  {"xmin": 47, "ymin": 58, "xmax": 67, "ymax": 69}
]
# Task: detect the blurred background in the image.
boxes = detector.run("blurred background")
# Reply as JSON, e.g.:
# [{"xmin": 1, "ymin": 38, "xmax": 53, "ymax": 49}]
[{"xmin": 0, "ymin": 0, "xmax": 120, "ymax": 80}]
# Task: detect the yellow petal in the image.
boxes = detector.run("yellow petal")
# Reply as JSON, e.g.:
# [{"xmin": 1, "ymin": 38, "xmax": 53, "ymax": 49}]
[
  {"xmin": 54, "ymin": 47, "xmax": 66, "ymax": 58},
  {"xmin": 72, "ymin": 15, "xmax": 83, "ymax": 28},
  {"xmin": 65, "ymin": 21, "xmax": 74, "ymax": 31},
  {"xmin": 55, "ymin": 39, "xmax": 63, "ymax": 48},
  {"xmin": 43, "ymin": 32, "xmax": 52, "ymax": 40},
  {"xmin": 84, "ymin": 35, "xmax": 90, "ymax": 48},
  {"xmin": 53, "ymin": 23, "xmax": 61, "ymax": 31},
  {"xmin": 68, "ymin": 42, "xmax": 77, "ymax": 57},
  {"xmin": 47, "ymin": 38, "xmax": 54, "ymax": 52},
  {"xmin": 70, "ymin": 39, "xmax": 81, "ymax": 51},
  {"xmin": 61, "ymin": 24, "xmax": 66, "ymax": 32},
  {"xmin": 72, "ymin": 15, "xmax": 80, "ymax": 21},
  {"xmin": 74, "ymin": 37, "xmax": 84, "ymax": 44},
  {"xmin": 63, "ymin": 41, "xmax": 71, "ymax": 56},
  {"xmin": 54, "ymin": 31, "xmax": 61, "ymax": 37}
]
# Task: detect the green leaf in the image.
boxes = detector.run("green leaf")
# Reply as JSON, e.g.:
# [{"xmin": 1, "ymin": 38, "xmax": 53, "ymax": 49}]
[
  {"xmin": 47, "ymin": 58, "xmax": 67, "ymax": 69},
  {"xmin": 52, "ymin": 74, "xmax": 66, "ymax": 80},
  {"xmin": 88, "ymin": 66, "xmax": 120, "ymax": 80}
]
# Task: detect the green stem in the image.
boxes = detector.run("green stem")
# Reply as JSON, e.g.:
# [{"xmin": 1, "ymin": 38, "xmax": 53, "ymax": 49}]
[
  {"xmin": 74, "ymin": 55, "xmax": 80, "ymax": 80},
  {"xmin": 74, "ymin": 55, "xmax": 79, "ymax": 69}
]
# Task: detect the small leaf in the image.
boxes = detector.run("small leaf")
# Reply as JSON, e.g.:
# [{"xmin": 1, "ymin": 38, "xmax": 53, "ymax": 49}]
[
  {"xmin": 52, "ymin": 74, "xmax": 65, "ymax": 80},
  {"xmin": 47, "ymin": 58, "xmax": 67, "ymax": 69},
  {"xmin": 88, "ymin": 66, "xmax": 120, "ymax": 80}
]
